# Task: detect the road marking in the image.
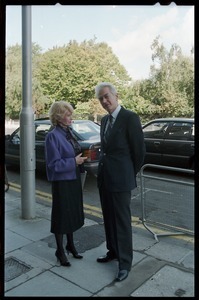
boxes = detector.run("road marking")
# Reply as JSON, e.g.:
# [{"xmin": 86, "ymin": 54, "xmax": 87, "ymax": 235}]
[{"xmin": 8, "ymin": 182, "xmax": 194, "ymax": 243}]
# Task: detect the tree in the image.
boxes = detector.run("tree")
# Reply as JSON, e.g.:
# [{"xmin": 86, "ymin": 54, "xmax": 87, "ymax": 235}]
[
  {"xmin": 74, "ymin": 98, "xmax": 106, "ymax": 122},
  {"xmin": 6, "ymin": 44, "xmax": 23, "ymax": 119},
  {"xmin": 122, "ymin": 81, "xmax": 158, "ymax": 123},
  {"xmin": 6, "ymin": 43, "xmax": 44, "ymax": 119},
  {"xmin": 36, "ymin": 39, "xmax": 131, "ymax": 109},
  {"xmin": 5, "ymin": 38, "xmax": 194, "ymax": 121},
  {"xmin": 148, "ymin": 36, "xmax": 194, "ymax": 117},
  {"xmin": 122, "ymin": 37, "xmax": 194, "ymax": 122}
]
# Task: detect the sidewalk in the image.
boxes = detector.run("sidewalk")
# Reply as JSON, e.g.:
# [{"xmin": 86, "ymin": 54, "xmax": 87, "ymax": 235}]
[{"xmin": 4, "ymin": 188, "xmax": 195, "ymax": 297}]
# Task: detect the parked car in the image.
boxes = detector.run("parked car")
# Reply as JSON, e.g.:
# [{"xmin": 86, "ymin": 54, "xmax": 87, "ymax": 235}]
[
  {"xmin": 142, "ymin": 117, "xmax": 194, "ymax": 169},
  {"xmin": 5, "ymin": 118, "xmax": 101, "ymax": 176}
]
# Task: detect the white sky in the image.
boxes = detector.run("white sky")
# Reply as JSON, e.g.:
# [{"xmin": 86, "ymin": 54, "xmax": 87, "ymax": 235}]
[{"xmin": 6, "ymin": 4, "xmax": 194, "ymax": 80}]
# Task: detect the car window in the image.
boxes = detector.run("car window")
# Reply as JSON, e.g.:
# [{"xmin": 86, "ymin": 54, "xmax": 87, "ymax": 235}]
[
  {"xmin": 166, "ymin": 122, "xmax": 194, "ymax": 140},
  {"xmin": 71, "ymin": 122, "xmax": 100, "ymax": 139},
  {"xmin": 11, "ymin": 128, "xmax": 20, "ymax": 144},
  {"xmin": 143, "ymin": 122, "xmax": 168, "ymax": 139},
  {"xmin": 35, "ymin": 123, "xmax": 51, "ymax": 141}
]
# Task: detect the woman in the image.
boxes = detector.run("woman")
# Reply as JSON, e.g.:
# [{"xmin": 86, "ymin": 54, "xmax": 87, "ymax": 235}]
[{"xmin": 45, "ymin": 101, "xmax": 87, "ymax": 266}]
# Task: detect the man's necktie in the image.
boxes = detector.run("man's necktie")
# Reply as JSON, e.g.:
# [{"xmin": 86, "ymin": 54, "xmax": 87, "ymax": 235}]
[{"xmin": 104, "ymin": 115, "xmax": 113, "ymax": 143}]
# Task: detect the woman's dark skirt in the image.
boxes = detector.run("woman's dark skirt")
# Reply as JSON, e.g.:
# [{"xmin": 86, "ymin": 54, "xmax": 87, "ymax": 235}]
[{"xmin": 51, "ymin": 168, "xmax": 84, "ymax": 234}]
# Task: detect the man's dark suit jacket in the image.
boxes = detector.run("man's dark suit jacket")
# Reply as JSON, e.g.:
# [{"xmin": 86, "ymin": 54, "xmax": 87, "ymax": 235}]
[{"xmin": 97, "ymin": 106, "xmax": 145, "ymax": 192}]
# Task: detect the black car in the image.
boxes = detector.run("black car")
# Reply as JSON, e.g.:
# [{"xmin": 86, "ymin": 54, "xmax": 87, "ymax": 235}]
[
  {"xmin": 142, "ymin": 118, "xmax": 194, "ymax": 169},
  {"xmin": 5, "ymin": 118, "xmax": 101, "ymax": 176}
]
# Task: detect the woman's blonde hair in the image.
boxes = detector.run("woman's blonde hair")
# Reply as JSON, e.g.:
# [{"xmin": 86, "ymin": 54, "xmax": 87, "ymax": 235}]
[{"xmin": 49, "ymin": 101, "xmax": 74, "ymax": 126}]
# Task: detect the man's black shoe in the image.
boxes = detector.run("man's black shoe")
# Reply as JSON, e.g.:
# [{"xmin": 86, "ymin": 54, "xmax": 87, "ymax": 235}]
[
  {"xmin": 115, "ymin": 269, "xmax": 129, "ymax": 281},
  {"xmin": 97, "ymin": 254, "xmax": 117, "ymax": 263}
]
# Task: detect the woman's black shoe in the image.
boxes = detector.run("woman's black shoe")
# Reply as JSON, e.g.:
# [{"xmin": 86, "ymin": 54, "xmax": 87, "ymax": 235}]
[
  {"xmin": 66, "ymin": 245, "xmax": 83, "ymax": 259},
  {"xmin": 55, "ymin": 250, "xmax": 71, "ymax": 266}
]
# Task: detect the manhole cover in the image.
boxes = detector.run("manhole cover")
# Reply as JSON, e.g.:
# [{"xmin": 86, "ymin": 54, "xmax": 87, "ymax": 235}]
[
  {"xmin": 5, "ymin": 257, "xmax": 32, "ymax": 282},
  {"xmin": 42, "ymin": 224, "xmax": 105, "ymax": 252},
  {"xmin": 175, "ymin": 288, "xmax": 186, "ymax": 297}
]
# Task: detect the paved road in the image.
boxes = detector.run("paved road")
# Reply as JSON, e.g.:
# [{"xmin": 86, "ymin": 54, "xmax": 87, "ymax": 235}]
[{"xmin": 6, "ymin": 166, "xmax": 194, "ymax": 238}]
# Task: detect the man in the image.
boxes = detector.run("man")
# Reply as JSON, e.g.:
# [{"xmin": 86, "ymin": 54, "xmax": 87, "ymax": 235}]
[{"xmin": 95, "ymin": 82, "xmax": 145, "ymax": 282}]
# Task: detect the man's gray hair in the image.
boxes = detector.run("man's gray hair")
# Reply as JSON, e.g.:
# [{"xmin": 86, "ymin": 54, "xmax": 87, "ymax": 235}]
[{"xmin": 95, "ymin": 82, "xmax": 117, "ymax": 98}]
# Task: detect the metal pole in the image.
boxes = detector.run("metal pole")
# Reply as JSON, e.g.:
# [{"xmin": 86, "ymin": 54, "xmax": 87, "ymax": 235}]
[{"xmin": 20, "ymin": 6, "xmax": 35, "ymax": 219}]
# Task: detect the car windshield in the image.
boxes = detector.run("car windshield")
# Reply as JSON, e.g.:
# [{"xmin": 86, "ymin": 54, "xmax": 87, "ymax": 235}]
[{"xmin": 71, "ymin": 121, "xmax": 100, "ymax": 140}]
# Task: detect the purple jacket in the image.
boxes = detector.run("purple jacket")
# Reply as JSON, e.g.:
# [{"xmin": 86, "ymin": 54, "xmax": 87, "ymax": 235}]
[{"xmin": 45, "ymin": 126, "xmax": 77, "ymax": 181}]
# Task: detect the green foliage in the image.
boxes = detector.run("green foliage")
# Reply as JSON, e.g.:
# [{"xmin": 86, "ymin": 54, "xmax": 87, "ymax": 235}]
[
  {"xmin": 126, "ymin": 36, "xmax": 194, "ymax": 122},
  {"xmin": 74, "ymin": 98, "xmax": 106, "ymax": 122},
  {"xmin": 148, "ymin": 36, "xmax": 194, "ymax": 116},
  {"xmin": 6, "ymin": 43, "xmax": 44, "ymax": 119},
  {"xmin": 36, "ymin": 39, "xmax": 130, "ymax": 110},
  {"xmin": 6, "ymin": 44, "xmax": 22, "ymax": 119},
  {"xmin": 5, "ymin": 37, "xmax": 194, "ymax": 122}
]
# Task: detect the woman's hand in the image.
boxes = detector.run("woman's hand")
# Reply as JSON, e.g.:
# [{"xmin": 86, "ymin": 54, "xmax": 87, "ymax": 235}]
[{"xmin": 75, "ymin": 153, "xmax": 87, "ymax": 165}]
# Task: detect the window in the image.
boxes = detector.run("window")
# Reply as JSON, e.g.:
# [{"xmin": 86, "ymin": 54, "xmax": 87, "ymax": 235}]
[
  {"xmin": 143, "ymin": 122, "xmax": 168, "ymax": 138},
  {"xmin": 167, "ymin": 123, "xmax": 193, "ymax": 140},
  {"xmin": 11, "ymin": 129, "xmax": 20, "ymax": 144},
  {"xmin": 35, "ymin": 124, "xmax": 51, "ymax": 141},
  {"xmin": 71, "ymin": 121, "xmax": 100, "ymax": 139}
]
